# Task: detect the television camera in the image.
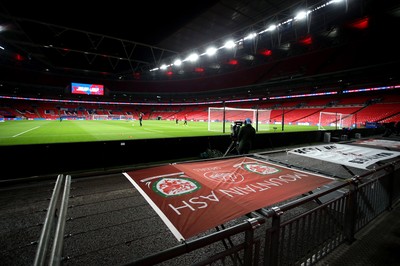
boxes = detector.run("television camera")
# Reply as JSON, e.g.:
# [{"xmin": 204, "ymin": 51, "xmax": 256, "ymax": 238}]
[
  {"xmin": 230, "ymin": 121, "xmax": 243, "ymax": 140},
  {"xmin": 223, "ymin": 120, "xmax": 244, "ymax": 157}
]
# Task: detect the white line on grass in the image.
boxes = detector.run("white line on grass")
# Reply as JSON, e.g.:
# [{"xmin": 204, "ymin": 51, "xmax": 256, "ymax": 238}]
[
  {"xmin": 142, "ymin": 128, "xmax": 164, "ymax": 133},
  {"xmin": 13, "ymin": 126, "xmax": 40, "ymax": 137}
]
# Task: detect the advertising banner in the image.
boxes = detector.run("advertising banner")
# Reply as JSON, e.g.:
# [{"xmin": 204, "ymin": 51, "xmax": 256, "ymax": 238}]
[
  {"xmin": 288, "ymin": 143, "xmax": 400, "ymax": 169},
  {"xmin": 123, "ymin": 157, "xmax": 333, "ymax": 240}
]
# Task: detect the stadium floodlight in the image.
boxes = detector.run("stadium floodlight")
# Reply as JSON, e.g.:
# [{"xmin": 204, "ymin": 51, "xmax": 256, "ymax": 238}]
[
  {"xmin": 244, "ymin": 32, "xmax": 257, "ymax": 40},
  {"xmin": 267, "ymin": 25, "xmax": 277, "ymax": 31},
  {"xmin": 173, "ymin": 59, "xmax": 182, "ymax": 66},
  {"xmin": 186, "ymin": 53, "xmax": 199, "ymax": 62},
  {"xmin": 224, "ymin": 40, "xmax": 236, "ymax": 49},
  {"xmin": 148, "ymin": 0, "xmax": 347, "ymax": 74},
  {"xmin": 294, "ymin": 11, "xmax": 308, "ymax": 21},
  {"xmin": 206, "ymin": 47, "xmax": 217, "ymax": 56}
]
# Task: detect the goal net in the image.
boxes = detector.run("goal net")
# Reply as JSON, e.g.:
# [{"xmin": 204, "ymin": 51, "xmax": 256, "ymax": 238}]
[
  {"xmin": 110, "ymin": 115, "xmax": 134, "ymax": 120},
  {"xmin": 91, "ymin": 115, "xmax": 134, "ymax": 120},
  {"xmin": 208, "ymin": 107, "xmax": 271, "ymax": 132},
  {"xmin": 91, "ymin": 115, "xmax": 109, "ymax": 120},
  {"xmin": 318, "ymin": 112, "xmax": 354, "ymax": 130}
]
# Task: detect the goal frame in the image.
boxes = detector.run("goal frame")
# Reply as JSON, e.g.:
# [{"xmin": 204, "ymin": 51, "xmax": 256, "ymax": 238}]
[
  {"xmin": 208, "ymin": 106, "xmax": 271, "ymax": 133},
  {"xmin": 91, "ymin": 114, "xmax": 109, "ymax": 120},
  {"xmin": 318, "ymin": 112, "xmax": 354, "ymax": 130}
]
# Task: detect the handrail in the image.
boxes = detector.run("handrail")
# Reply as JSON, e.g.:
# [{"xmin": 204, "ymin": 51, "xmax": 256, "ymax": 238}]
[
  {"xmin": 33, "ymin": 174, "xmax": 71, "ymax": 266},
  {"xmin": 124, "ymin": 217, "xmax": 265, "ymax": 266},
  {"xmin": 260, "ymin": 159, "xmax": 400, "ymax": 218},
  {"xmin": 33, "ymin": 174, "xmax": 65, "ymax": 266},
  {"xmin": 50, "ymin": 174, "xmax": 71, "ymax": 266}
]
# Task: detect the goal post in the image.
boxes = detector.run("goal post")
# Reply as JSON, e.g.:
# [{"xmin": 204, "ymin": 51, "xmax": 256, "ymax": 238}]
[
  {"xmin": 208, "ymin": 107, "xmax": 271, "ymax": 133},
  {"xmin": 115, "ymin": 115, "xmax": 134, "ymax": 120},
  {"xmin": 318, "ymin": 112, "xmax": 354, "ymax": 130},
  {"xmin": 91, "ymin": 114, "xmax": 109, "ymax": 120},
  {"xmin": 91, "ymin": 114, "xmax": 134, "ymax": 120}
]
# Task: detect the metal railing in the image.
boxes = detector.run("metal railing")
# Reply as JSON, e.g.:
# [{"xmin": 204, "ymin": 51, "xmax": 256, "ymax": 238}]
[
  {"xmin": 33, "ymin": 174, "xmax": 71, "ymax": 266},
  {"xmin": 122, "ymin": 159, "xmax": 399, "ymax": 265}
]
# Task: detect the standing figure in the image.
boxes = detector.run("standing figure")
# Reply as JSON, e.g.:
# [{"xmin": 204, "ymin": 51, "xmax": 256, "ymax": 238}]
[
  {"xmin": 139, "ymin": 112, "xmax": 144, "ymax": 126},
  {"xmin": 184, "ymin": 114, "xmax": 188, "ymax": 126},
  {"xmin": 237, "ymin": 118, "xmax": 256, "ymax": 155}
]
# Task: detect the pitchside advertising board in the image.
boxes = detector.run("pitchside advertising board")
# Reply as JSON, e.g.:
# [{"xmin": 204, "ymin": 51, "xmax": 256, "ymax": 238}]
[{"xmin": 123, "ymin": 157, "xmax": 334, "ymax": 241}]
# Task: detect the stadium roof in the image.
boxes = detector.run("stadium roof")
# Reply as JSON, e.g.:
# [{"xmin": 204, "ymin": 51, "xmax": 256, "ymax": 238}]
[{"xmin": 0, "ymin": 1, "xmax": 313, "ymax": 78}]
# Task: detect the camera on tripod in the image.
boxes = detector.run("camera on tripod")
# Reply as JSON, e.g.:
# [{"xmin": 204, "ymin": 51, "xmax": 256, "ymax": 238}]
[
  {"xmin": 223, "ymin": 121, "xmax": 243, "ymax": 157},
  {"xmin": 230, "ymin": 120, "xmax": 243, "ymax": 140}
]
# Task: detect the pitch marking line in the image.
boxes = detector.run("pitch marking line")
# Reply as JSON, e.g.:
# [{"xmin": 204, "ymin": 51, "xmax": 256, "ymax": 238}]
[{"xmin": 13, "ymin": 126, "xmax": 40, "ymax": 137}]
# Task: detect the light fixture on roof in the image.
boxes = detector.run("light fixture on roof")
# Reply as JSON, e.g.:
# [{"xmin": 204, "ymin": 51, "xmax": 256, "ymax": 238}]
[
  {"xmin": 224, "ymin": 40, "xmax": 236, "ymax": 49},
  {"xmin": 267, "ymin": 25, "xmax": 277, "ymax": 31},
  {"xmin": 206, "ymin": 47, "xmax": 217, "ymax": 56},
  {"xmin": 244, "ymin": 33, "xmax": 257, "ymax": 40},
  {"xmin": 153, "ymin": 0, "xmax": 346, "ymax": 74},
  {"xmin": 186, "ymin": 53, "xmax": 199, "ymax": 62},
  {"xmin": 174, "ymin": 59, "xmax": 182, "ymax": 66},
  {"xmin": 294, "ymin": 10, "xmax": 310, "ymax": 21}
]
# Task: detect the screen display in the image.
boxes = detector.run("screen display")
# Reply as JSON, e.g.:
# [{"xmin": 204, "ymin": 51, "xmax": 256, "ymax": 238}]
[{"xmin": 71, "ymin": 82, "xmax": 104, "ymax": 95}]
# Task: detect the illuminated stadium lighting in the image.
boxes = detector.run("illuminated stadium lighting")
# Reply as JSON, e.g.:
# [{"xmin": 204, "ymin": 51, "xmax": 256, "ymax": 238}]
[
  {"xmin": 154, "ymin": 0, "xmax": 346, "ymax": 72},
  {"xmin": 206, "ymin": 47, "xmax": 217, "ymax": 56},
  {"xmin": 224, "ymin": 40, "xmax": 236, "ymax": 49},
  {"xmin": 294, "ymin": 10, "xmax": 310, "ymax": 21},
  {"xmin": 173, "ymin": 59, "xmax": 182, "ymax": 66},
  {"xmin": 267, "ymin": 25, "xmax": 277, "ymax": 31},
  {"xmin": 329, "ymin": 0, "xmax": 344, "ymax": 4},
  {"xmin": 186, "ymin": 53, "xmax": 199, "ymax": 62},
  {"xmin": 244, "ymin": 32, "xmax": 257, "ymax": 40}
]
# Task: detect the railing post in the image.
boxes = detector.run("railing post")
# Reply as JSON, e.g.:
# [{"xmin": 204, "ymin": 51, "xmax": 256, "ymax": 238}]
[
  {"xmin": 344, "ymin": 177, "xmax": 359, "ymax": 244},
  {"xmin": 264, "ymin": 206, "xmax": 283, "ymax": 266},
  {"xmin": 243, "ymin": 218, "xmax": 261, "ymax": 266},
  {"xmin": 386, "ymin": 164, "xmax": 396, "ymax": 210}
]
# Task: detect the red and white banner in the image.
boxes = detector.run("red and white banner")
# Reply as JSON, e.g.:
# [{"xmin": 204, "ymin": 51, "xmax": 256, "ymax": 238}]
[
  {"xmin": 288, "ymin": 143, "xmax": 400, "ymax": 169},
  {"xmin": 123, "ymin": 157, "xmax": 333, "ymax": 241}
]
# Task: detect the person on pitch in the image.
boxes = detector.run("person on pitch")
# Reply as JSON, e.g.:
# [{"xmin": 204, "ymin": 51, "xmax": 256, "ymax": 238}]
[{"xmin": 139, "ymin": 112, "xmax": 144, "ymax": 126}]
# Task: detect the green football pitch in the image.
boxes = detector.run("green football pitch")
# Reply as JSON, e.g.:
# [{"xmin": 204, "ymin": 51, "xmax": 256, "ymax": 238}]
[{"xmin": 0, "ymin": 119, "xmax": 324, "ymax": 146}]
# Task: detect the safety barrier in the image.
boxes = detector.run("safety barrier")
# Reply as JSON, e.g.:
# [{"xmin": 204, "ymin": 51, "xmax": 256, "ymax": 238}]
[
  {"xmin": 123, "ymin": 159, "xmax": 399, "ymax": 265},
  {"xmin": 33, "ymin": 174, "xmax": 71, "ymax": 266}
]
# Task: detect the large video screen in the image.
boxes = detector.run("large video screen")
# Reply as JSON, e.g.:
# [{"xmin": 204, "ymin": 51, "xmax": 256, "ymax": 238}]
[{"xmin": 71, "ymin": 82, "xmax": 104, "ymax": 96}]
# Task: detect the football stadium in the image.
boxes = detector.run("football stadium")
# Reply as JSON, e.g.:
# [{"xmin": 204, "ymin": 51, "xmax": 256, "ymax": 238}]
[{"xmin": 1, "ymin": 1, "xmax": 400, "ymax": 265}]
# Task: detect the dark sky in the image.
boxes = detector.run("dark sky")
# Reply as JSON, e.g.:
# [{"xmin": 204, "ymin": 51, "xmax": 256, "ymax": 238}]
[{"xmin": 0, "ymin": 0, "xmax": 219, "ymax": 45}]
